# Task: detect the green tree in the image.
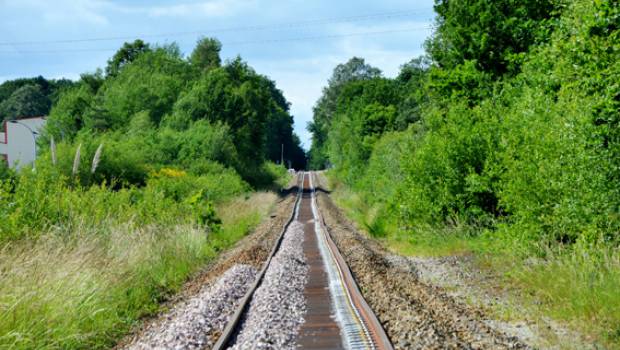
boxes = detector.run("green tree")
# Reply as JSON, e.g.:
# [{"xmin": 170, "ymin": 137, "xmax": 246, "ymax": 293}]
[
  {"xmin": 0, "ymin": 76, "xmax": 49, "ymax": 102},
  {"xmin": 190, "ymin": 37, "xmax": 222, "ymax": 72},
  {"xmin": 45, "ymin": 85, "xmax": 95, "ymax": 140},
  {"xmin": 308, "ymin": 57, "xmax": 382, "ymax": 169},
  {"xmin": 426, "ymin": 0, "xmax": 558, "ymax": 76},
  {"xmin": 396, "ymin": 57, "xmax": 430, "ymax": 129},
  {"xmin": 0, "ymin": 84, "xmax": 51, "ymax": 120},
  {"xmin": 325, "ymin": 78, "xmax": 400, "ymax": 182},
  {"xmin": 99, "ymin": 47, "xmax": 192, "ymax": 129},
  {"xmin": 105, "ymin": 39, "xmax": 151, "ymax": 77},
  {"xmin": 170, "ymin": 58, "xmax": 269, "ymax": 177},
  {"xmin": 79, "ymin": 69, "xmax": 105, "ymax": 94},
  {"xmin": 0, "ymin": 76, "xmax": 75, "ymax": 119}
]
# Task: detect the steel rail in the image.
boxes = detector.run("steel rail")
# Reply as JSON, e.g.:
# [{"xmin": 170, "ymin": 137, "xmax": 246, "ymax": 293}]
[
  {"xmin": 212, "ymin": 172, "xmax": 305, "ymax": 350},
  {"xmin": 212, "ymin": 171, "xmax": 392, "ymax": 349},
  {"xmin": 309, "ymin": 172, "xmax": 394, "ymax": 350}
]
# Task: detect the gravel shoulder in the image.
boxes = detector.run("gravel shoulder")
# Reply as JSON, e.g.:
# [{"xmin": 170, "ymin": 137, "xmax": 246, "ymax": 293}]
[
  {"xmin": 127, "ymin": 264, "xmax": 258, "ymax": 350},
  {"xmin": 386, "ymin": 253, "xmax": 595, "ymax": 349},
  {"xmin": 117, "ymin": 178, "xmax": 300, "ymax": 349},
  {"xmin": 228, "ymin": 221, "xmax": 308, "ymax": 350}
]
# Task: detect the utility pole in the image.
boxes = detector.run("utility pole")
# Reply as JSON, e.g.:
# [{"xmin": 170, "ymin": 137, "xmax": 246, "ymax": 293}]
[{"xmin": 281, "ymin": 143, "xmax": 284, "ymax": 167}]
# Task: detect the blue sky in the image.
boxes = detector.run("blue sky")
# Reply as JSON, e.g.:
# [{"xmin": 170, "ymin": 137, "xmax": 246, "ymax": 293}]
[{"xmin": 0, "ymin": 0, "xmax": 435, "ymax": 148}]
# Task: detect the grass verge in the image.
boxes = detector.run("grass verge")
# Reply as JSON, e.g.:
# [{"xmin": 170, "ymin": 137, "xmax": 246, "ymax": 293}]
[{"xmin": 0, "ymin": 191, "xmax": 277, "ymax": 350}]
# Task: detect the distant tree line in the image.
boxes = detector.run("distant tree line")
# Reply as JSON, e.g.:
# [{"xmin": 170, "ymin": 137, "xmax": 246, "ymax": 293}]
[
  {"xmin": 0, "ymin": 76, "xmax": 75, "ymax": 121},
  {"xmin": 4, "ymin": 38, "xmax": 306, "ymax": 187}
]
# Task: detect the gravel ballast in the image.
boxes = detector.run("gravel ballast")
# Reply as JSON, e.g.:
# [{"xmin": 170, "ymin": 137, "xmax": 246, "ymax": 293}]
[
  {"xmin": 127, "ymin": 264, "xmax": 257, "ymax": 350},
  {"xmin": 228, "ymin": 221, "xmax": 308, "ymax": 350},
  {"xmin": 117, "ymin": 175, "xmax": 302, "ymax": 350}
]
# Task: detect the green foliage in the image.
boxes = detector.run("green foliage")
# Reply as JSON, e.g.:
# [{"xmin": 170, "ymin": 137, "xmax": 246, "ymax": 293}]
[
  {"xmin": 46, "ymin": 84, "xmax": 96, "ymax": 138},
  {"xmin": 0, "ymin": 36, "xmax": 305, "ymax": 239},
  {"xmin": 172, "ymin": 121, "xmax": 239, "ymax": 169},
  {"xmin": 319, "ymin": 0, "xmax": 620, "ymax": 245},
  {"xmin": 169, "ymin": 58, "xmax": 305, "ymax": 178},
  {"xmin": 427, "ymin": 0, "xmax": 558, "ymax": 76},
  {"xmin": 0, "ymin": 36, "xmax": 304, "ymax": 349},
  {"xmin": 308, "ymin": 57, "xmax": 383, "ymax": 168},
  {"xmin": 0, "ymin": 76, "xmax": 75, "ymax": 121},
  {"xmin": 44, "ymin": 39, "xmax": 306, "ymax": 183},
  {"xmin": 170, "ymin": 62, "xmax": 266, "ymax": 168},
  {"xmin": 425, "ymin": 60, "xmax": 493, "ymax": 105},
  {"xmin": 99, "ymin": 48, "xmax": 192, "ymax": 128},
  {"xmin": 314, "ymin": 0, "xmax": 620, "ymax": 343},
  {"xmin": 0, "ymin": 84, "xmax": 50, "ymax": 120},
  {"xmin": 190, "ymin": 37, "xmax": 222, "ymax": 72},
  {"xmin": 105, "ymin": 39, "xmax": 151, "ymax": 77},
  {"xmin": 0, "ymin": 170, "xmax": 273, "ymax": 349},
  {"xmin": 0, "ymin": 160, "xmax": 15, "ymax": 182}
]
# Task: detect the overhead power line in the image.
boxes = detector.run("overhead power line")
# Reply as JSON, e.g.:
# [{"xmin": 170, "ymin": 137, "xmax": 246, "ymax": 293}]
[
  {"xmin": 0, "ymin": 9, "xmax": 434, "ymax": 47},
  {"xmin": 0, "ymin": 26, "xmax": 433, "ymax": 55}
]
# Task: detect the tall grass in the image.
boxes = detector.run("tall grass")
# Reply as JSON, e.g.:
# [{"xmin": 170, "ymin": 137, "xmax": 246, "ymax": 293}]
[
  {"xmin": 0, "ymin": 159, "xmax": 284, "ymax": 349},
  {"xmin": 0, "ymin": 223, "xmax": 212, "ymax": 349},
  {"xmin": 504, "ymin": 245, "xmax": 620, "ymax": 346},
  {"xmin": 0, "ymin": 190, "xmax": 279, "ymax": 349},
  {"xmin": 210, "ymin": 191, "xmax": 278, "ymax": 252}
]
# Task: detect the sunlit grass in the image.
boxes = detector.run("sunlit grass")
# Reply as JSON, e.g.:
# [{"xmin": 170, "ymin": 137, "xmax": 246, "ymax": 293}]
[
  {"xmin": 211, "ymin": 191, "xmax": 278, "ymax": 251},
  {"xmin": 498, "ymin": 246, "xmax": 620, "ymax": 347},
  {"xmin": 331, "ymin": 181, "xmax": 473, "ymax": 257},
  {"xmin": 0, "ymin": 223, "xmax": 210, "ymax": 349},
  {"xmin": 0, "ymin": 191, "xmax": 278, "ymax": 350}
]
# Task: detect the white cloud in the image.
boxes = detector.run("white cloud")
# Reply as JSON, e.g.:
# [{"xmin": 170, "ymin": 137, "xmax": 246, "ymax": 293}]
[
  {"xmin": 4, "ymin": 0, "xmax": 112, "ymax": 25},
  {"xmin": 146, "ymin": 0, "xmax": 257, "ymax": 18}
]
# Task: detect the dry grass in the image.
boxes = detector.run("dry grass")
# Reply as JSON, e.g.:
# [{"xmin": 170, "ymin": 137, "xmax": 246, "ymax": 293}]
[{"xmin": 0, "ymin": 222, "xmax": 211, "ymax": 349}]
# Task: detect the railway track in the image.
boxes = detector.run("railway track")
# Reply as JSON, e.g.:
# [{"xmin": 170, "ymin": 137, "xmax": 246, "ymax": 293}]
[{"xmin": 213, "ymin": 171, "xmax": 393, "ymax": 350}]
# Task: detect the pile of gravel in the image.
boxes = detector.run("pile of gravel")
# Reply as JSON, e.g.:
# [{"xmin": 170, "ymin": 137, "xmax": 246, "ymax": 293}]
[
  {"xmin": 228, "ymin": 221, "xmax": 308, "ymax": 350},
  {"xmin": 127, "ymin": 264, "xmax": 257, "ymax": 350}
]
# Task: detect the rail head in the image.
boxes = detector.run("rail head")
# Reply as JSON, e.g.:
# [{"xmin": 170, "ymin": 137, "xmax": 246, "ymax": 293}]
[{"xmin": 310, "ymin": 172, "xmax": 394, "ymax": 350}]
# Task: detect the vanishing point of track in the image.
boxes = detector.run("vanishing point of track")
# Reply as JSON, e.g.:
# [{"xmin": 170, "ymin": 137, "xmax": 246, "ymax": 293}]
[{"xmin": 213, "ymin": 172, "xmax": 393, "ymax": 350}]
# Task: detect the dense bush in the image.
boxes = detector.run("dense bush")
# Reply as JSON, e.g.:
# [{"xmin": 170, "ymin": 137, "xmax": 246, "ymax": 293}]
[
  {"xmin": 313, "ymin": 0, "xmax": 619, "ymax": 341},
  {"xmin": 45, "ymin": 40, "xmax": 306, "ymax": 187},
  {"xmin": 0, "ymin": 161, "xmax": 246, "ymax": 241},
  {"xmin": 314, "ymin": 0, "xmax": 620, "ymax": 247}
]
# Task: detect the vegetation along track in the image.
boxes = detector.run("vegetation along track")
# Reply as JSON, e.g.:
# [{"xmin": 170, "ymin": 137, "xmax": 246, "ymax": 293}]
[{"xmin": 213, "ymin": 171, "xmax": 393, "ymax": 350}]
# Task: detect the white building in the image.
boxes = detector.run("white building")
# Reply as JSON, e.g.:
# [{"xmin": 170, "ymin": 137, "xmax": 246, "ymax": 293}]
[{"xmin": 0, "ymin": 117, "xmax": 47, "ymax": 169}]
